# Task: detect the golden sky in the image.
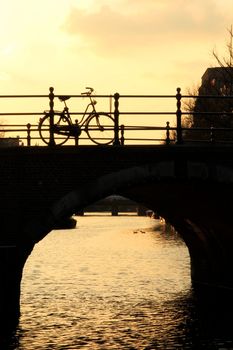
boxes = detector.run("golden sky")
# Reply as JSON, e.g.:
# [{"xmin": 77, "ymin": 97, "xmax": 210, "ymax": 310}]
[{"xmin": 0, "ymin": 0, "xmax": 232, "ymax": 96}]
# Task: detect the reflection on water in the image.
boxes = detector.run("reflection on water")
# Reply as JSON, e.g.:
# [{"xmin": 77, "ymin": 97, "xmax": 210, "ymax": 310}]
[{"xmin": 3, "ymin": 215, "xmax": 233, "ymax": 349}]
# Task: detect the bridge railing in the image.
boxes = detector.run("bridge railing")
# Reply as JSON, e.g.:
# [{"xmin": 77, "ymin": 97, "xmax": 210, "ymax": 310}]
[
  {"xmin": 114, "ymin": 88, "xmax": 233, "ymax": 145},
  {"xmin": 0, "ymin": 87, "xmax": 233, "ymax": 146}
]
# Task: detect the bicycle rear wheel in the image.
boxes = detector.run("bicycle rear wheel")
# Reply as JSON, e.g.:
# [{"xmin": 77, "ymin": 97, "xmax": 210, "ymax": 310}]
[
  {"xmin": 86, "ymin": 113, "xmax": 115, "ymax": 145},
  {"xmin": 39, "ymin": 113, "xmax": 71, "ymax": 145}
]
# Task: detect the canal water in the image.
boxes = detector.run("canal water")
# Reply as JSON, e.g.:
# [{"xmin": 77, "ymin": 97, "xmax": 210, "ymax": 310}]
[{"xmin": 5, "ymin": 215, "xmax": 233, "ymax": 349}]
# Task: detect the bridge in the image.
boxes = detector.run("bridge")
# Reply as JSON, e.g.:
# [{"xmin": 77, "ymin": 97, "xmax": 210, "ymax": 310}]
[
  {"xmin": 78, "ymin": 195, "xmax": 148, "ymax": 216},
  {"xmin": 1, "ymin": 87, "xmax": 233, "ymax": 331}
]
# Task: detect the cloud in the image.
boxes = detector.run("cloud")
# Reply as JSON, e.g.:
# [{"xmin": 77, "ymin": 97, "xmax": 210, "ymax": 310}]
[
  {"xmin": 63, "ymin": 5, "xmax": 147, "ymax": 53},
  {"xmin": 62, "ymin": 0, "xmax": 227, "ymax": 57}
]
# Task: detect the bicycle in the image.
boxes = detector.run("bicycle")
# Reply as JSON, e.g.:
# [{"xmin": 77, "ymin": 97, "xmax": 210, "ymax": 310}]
[{"xmin": 38, "ymin": 87, "xmax": 115, "ymax": 145}]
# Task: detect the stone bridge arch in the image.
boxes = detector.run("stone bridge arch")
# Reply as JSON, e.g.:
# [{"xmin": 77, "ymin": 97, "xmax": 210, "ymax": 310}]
[{"xmin": 2, "ymin": 159, "xmax": 233, "ymax": 332}]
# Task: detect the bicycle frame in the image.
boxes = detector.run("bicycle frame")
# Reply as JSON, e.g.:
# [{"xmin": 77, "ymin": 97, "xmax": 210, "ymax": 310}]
[
  {"xmin": 60, "ymin": 91, "xmax": 97, "ymax": 127},
  {"xmin": 77, "ymin": 94, "xmax": 97, "ymax": 126}
]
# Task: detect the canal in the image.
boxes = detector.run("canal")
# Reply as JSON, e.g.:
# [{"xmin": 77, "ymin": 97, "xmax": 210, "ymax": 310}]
[{"xmin": 4, "ymin": 215, "xmax": 233, "ymax": 349}]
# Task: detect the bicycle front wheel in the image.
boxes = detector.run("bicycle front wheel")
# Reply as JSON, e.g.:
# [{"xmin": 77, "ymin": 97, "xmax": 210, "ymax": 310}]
[
  {"xmin": 86, "ymin": 113, "xmax": 115, "ymax": 145},
  {"xmin": 39, "ymin": 113, "xmax": 71, "ymax": 145}
]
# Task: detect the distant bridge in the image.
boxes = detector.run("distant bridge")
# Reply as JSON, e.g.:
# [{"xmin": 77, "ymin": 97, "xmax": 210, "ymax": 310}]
[{"xmin": 79, "ymin": 195, "xmax": 148, "ymax": 216}]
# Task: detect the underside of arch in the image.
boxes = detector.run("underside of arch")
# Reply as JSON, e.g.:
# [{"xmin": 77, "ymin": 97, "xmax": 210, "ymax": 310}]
[{"xmin": 22, "ymin": 161, "xmax": 233, "ymax": 293}]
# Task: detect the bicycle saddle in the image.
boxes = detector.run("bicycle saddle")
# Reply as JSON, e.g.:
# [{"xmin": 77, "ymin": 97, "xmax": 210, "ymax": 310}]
[{"xmin": 58, "ymin": 95, "xmax": 71, "ymax": 102}]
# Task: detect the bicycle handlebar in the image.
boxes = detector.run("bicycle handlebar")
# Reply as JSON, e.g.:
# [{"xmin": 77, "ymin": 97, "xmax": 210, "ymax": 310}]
[
  {"xmin": 86, "ymin": 87, "xmax": 94, "ymax": 92},
  {"xmin": 81, "ymin": 87, "xmax": 94, "ymax": 96}
]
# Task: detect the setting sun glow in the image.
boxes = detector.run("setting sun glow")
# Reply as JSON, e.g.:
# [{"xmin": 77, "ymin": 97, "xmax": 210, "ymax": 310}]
[{"xmin": 0, "ymin": 0, "xmax": 232, "ymax": 95}]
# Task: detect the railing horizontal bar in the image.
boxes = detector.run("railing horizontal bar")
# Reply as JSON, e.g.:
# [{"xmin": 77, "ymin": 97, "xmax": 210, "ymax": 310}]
[
  {"xmin": 0, "ymin": 93, "xmax": 232, "ymax": 99},
  {"xmin": 1, "ymin": 129, "xmax": 33, "ymax": 132},
  {"xmin": 0, "ymin": 95, "xmax": 48, "ymax": 98},
  {"xmin": 122, "ymin": 138, "xmax": 165, "ymax": 141},
  {"xmin": 0, "ymin": 111, "xmax": 231, "ymax": 116},
  {"xmin": 0, "ymin": 94, "xmax": 167, "ymax": 98},
  {"xmin": 2, "ymin": 125, "xmax": 233, "ymax": 130},
  {"xmin": 184, "ymin": 111, "xmax": 233, "ymax": 115},
  {"xmin": 0, "ymin": 94, "xmax": 178, "ymax": 99},
  {"xmin": 121, "ymin": 127, "xmax": 167, "ymax": 130},
  {"xmin": 57, "ymin": 111, "xmax": 176, "ymax": 116},
  {"xmin": 118, "ymin": 112, "xmax": 176, "ymax": 115},
  {"xmin": 0, "ymin": 113, "xmax": 44, "ymax": 116},
  {"xmin": 115, "ymin": 95, "xmax": 176, "ymax": 98},
  {"xmin": 182, "ymin": 94, "xmax": 233, "ymax": 99},
  {"xmin": 3, "ymin": 126, "xmax": 233, "ymax": 132},
  {"xmin": 41, "ymin": 111, "xmax": 176, "ymax": 116},
  {"xmin": 53, "ymin": 94, "xmax": 176, "ymax": 99},
  {"xmin": 0, "ymin": 138, "xmax": 52, "ymax": 142},
  {"xmin": 55, "ymin": 95, "xmax": 111, "ymax": 98},
  {"xmin": 0, "ymin": 124, "xmax": 38, "ymax": 127}
]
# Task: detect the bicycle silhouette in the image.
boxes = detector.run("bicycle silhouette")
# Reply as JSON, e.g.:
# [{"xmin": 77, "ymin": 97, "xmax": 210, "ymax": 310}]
[{"xmin": 38, "ymin": 87, "xmax": 115, "ymax": 145}]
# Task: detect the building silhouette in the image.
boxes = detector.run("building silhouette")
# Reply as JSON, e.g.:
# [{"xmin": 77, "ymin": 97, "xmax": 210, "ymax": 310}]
[{"xmin": 184, "ymin": 67, "xmax": 233, "ymax": 142}]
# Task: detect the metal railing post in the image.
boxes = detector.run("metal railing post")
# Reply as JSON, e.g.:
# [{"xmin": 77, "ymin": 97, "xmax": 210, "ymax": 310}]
[
  {"xmin": 120, "ymin": 124, "xmax": 125, "ymax": 145},
  {"xmin": 75, "ymin": 119, "xmax": 79, "ymax": 146},
  {"xmin": 113, "ymin": 93, "xmax": 120, "ymax": 145},
  {"xmin": 49, "ymin": 87, "xmax": 55, "ymax": 147},
  {"xmin": 166, "ymin": 121, "xmax": 170, "ymax": 145},
  {"xmin": 176, "ymin": 87, "xmax": 183, "ymax": 144},
  {"xmin": 26, "ymin": 123, "xmax": 31, "ymax": 146}
]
